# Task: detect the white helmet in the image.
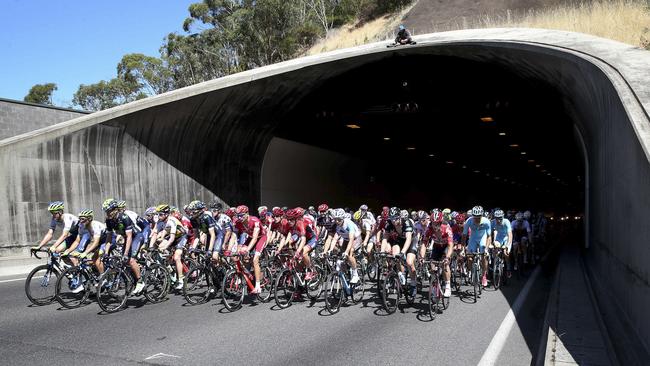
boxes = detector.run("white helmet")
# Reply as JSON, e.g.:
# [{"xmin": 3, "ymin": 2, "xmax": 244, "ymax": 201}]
[
  {"xmin": 515, "ymin": 212, "xmax": 524, "ymax": 220},
  {"xmin": 471, "ymin": 205, "xmax": 484, "ymax": 217},
  {"xmin": 494, "ymin": 209, "xmax": 504, "ymax": 218},
  {"xmin": 523, "ymin": 210, "xmax": 531, "ymax": 219},
  {"xmin": 332, "ymin": 208, "xmax": 346, "ymax": 220},
  {"xmin": 400, "ymin": 210, "xmax": 409, "ymax": 219}
]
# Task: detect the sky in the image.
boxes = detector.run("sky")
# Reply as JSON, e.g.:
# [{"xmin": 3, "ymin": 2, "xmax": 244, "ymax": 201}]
[{"xmin": 0, "ymin": 0, "xmax": 195, "ymax": 107}]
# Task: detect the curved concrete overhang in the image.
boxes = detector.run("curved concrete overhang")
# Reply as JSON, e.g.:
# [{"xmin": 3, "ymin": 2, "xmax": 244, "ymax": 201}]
[{"xmin": 1, "ymin": 29, "xmax": 650, "ymax": 358}]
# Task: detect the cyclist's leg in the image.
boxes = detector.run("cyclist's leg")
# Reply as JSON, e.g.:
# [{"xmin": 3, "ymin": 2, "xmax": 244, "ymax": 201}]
[
  {"xmin": 252, "ymin": 235, "xmax": 268, "ymax": 287},
  {"xmin": 129, "ymin": 232, "xmax": 144, "ymax": 280},
  {"xmin": 521, "ymin": 237, "xmax": 529, "ymax": 264}
]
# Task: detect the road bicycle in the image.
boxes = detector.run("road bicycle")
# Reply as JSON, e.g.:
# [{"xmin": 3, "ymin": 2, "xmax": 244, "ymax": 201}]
[
  {"xmin": 274, "ymin": 253, "xmax": 325, "ymax": 309},
  {"xmin": 323, "ymin": 252, "xmax": 365, "ymax": 314},
  {"xmin": 183, "ymin": 249, "xmax": 230, "ymax": 305},
  {"xmin": 378, "ymin": 253, "xmax": 412, "ymax": 314},
  {"xmin": 25, "ymin": 248, "xmax": 70, "ymax": 306},
  {"xmin": 466, "ymin": 252, "xmax": 486, "ymax": 303},
  {"xmin": 221, "ymin": 251, "xmax": 273, "ymax": 311}
]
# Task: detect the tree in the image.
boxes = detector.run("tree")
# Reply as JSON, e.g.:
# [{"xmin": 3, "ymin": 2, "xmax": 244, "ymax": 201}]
[
  {"xmin": 72, "ymin": 78, "xmax": 143, "ymax": 112},
  {"xmin": 24, "ymin": 83, "xmax": 57, "ymax": 105},
  {"xmin": 117, "ymin": 53, "xmax": 174, "ymax": 95}
]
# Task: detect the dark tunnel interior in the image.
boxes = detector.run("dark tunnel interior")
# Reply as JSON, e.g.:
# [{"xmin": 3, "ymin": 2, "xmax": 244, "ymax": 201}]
[{"xmin": 271, "ymin": 53, "xmax": 584, "ymax": 213}]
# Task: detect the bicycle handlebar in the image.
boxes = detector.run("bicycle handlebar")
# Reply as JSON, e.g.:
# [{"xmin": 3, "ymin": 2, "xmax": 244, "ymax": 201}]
[{"xmin": 30, "ymin": 248, "xmax": 49, "ymax": 260}]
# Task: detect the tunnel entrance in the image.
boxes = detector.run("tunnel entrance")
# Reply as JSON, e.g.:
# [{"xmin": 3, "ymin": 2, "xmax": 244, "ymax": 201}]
[{"xmin": 262, "ymin": 53, "xmax": 584, "ymax": 214}]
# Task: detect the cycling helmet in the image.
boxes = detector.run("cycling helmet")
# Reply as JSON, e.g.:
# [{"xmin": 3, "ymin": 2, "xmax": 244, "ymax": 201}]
[
  {"xmin": 399, "ymin": 24, "xmax": 405, "ymax": 30},
  {"xmin": 193, "ymin": 201, "xmax": 206, "ymax": 210},
  {"xmin": 360, "ymin": 204, "xmax": 368, "ymax": 211},
  {"xmin": 318, "ymin": 203, "xmax": 329, "ymax": 213},
  {"xmin": 171, "ymin": 206, "xmax": 182, "ymax": 220},
  {"xmin": 225, "ymin": 208, "xmax": 235, "ymax": 218},
  {"xmin": 332, "ymin": 208, "xmax": 346, "ymax": 220},
  {"xmin": 417, "ymin": 210, "xmax": 428, "ymax": 220},
  {"xmin": 258, "ymin": 206, "xmax": 268, "ymax": 214},
  {"xmin": 102, "ymin": 198, "xmax": 116, "ymax": 212},
  {"xmin": 145, "ymin": 207, "xmax": 156, "ymax": 217},
  {"xmin": 456, "ymin": 213, "xmax": 466, "ymax": 224},
  {"xmin": 515, "ymin": 212, "xmax": 524, "ymax": 220},
  {"xmin": 116, "ymin": 200, "xmax": 127, "ymax": 209},
  {"xmin": 235, "ymin": 205, "xmax": 249, "ymax": 215},
  {"xmin": 353, "ymin": 210, "xmax": 362, "ymax": 221},
  {"xmin": 494, "ymin": 209, "xmax": 505, "ymax": 219},
  {"xmin": 389, "ymin": 207, "xmax": 400, "ymax": 219},
  {"xmin": 103, "ymin": 198, "xmax": 118, "ymax": 213},
  {"xmin": 78, "ymin": 209, "xmax": 94, "ymax": 220},
  {"xmin": 156, "ymin": 204, "xmax": 171, "ymax": 214},
  {"xmin": 286, "ymin": 208, "xmax": 301, "ymax": 220},
  {"xmin": 183, "ymin": 204, "xmax": 191, "ymax": 214},
  {"xmin": 451, "ymin": 211, "xmax": 459, "ymax": 219},
  {"xmin": 272, "ymin": 207, "xmax": 284, "ymax": 217},
  {"xmin": 48, "ymin": 201, "xmax": 65, "ymax": 213},
  {"xmin": 523, "ymin": 210, "xmax": 531, "ymax": 219},
  {"xmin": 466, "ymin": 209, "xmax": 472, "ymax": 215},
  {"xmin": 344, "ymin": 212, "xmax": 352, "ymax": 220},
  {"xmin": 471, "ymin": 205, "xmax": 484, "ymax": 217},
  {"xmin": 210, "ymin": 201, "xmax": 223, "ymax": 211},
  {"xmin": 410, "ymin": 210, "xmax": 417, "ymax": 218},
  {"xmin": 400, "ymin": 210, "xmax": 409, "ymax": 219},
  {"xmin": 281, "ymin": 206, "xmax": 288, "ymax": 211},
  {"xmin": 432, "ymin": 210, "xmax": 444, "ymax": 223},
  {"xmin": 442, "ymin": 208, "xmax": 451, "ymax": 215}
]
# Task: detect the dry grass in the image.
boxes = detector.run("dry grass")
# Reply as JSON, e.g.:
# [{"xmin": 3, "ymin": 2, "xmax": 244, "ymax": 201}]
[
  {"xmin": 306, "ymin": 0, "xmax": 650, "ymax": 53},
  {"xmin": 304, "ymin": 3, "xmax": 416, "ymax": 55},
  {"xmin": 475, "ymin": 0, "xmax": 650, "ymax": 47}
]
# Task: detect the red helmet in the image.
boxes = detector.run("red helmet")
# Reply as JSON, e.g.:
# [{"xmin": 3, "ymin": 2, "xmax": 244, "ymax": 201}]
[
  {"xmin": 286, "ymin": 209, "xmax": 301, "ymax": 220},
  {"xmin": 225, "ymin": 208, "xmax": 235, "ymax": 218},
  {"xmin": 318, "ymin": 203, "xmax": 329, "ymax": 212},
  {"xmin": 272, "ymin": 207, "xmax": 284, "ymax": 217},
  {"xmin": 382, "ymin": 206, "xmax": 389, "ymax": 218},
  {"xmin": 294, "ymin": 207, "xmax": 305, "ymax": 216},
  {"xmin": 455, "ymin": 213, "xmax": 466, "ymax": 224},
  {"xmin": 235, "ymin": 205, "xmax": 249, "ymax": 215},
  {"xmin": 432, "ymin": 211, "xmax": 444, "ymax": 223}
]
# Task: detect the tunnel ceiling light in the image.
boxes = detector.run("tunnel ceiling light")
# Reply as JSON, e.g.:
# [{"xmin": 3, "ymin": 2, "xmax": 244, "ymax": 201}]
[
  {"xmin": 536, "ymin": 164, "xmax": 541, "ymax": 168},
  {"xmin": 480, "ymin": 117, "xmax": 494, "ymax": 122},
  {"xmin": 547, "ymin": 173, "xmax": 552, "ymax": 176},
  {"xmin": 495, "ymin": 176, "xmax": 500, "ymax": 180},
  {"xmin": 520, "ymin": 151, "xmax": 527, "ymax": 155},
  {"xmin": 407, "ymin": 147, "xmax": 416, "ymax": 150},
  {"xmin": 446, "ymin": 161, "xmax": 454, "ymax": 164},
  {"xmin": 428, "ymin": 154, "xmax": 435, "ymax": 157},
  {"xmin": 473, "ymin": 170, "xmax": 480, "ymax": 173},
  {"xmin": 346, "ymin": 124, "xmax": 361, "ymax": 129},
  {"xmin": 499, "ymin": 132, "xmax": 506, "ymax": 136},
  {"xmin": 509, "ymin": 144, "xmax": 519, "ymax": 148},
  {"xmin": 462, "ymin": 165, "xmax": 467, "ymax": 169},
  {"xmin": 528, "ymin": 160, "xmax": 535, "ymax": 163},
  {"xmin": 383, "ymin": 137, "xmax": 391, "ymax": 141},
  {"xmin": 541, "ymin": 169, "xmax": 547, "ymax": 173}
]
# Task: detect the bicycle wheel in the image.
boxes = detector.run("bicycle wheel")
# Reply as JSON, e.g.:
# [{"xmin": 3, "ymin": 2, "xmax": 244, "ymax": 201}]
[
  {"xmin": 96, "ymin": 268, "xmax": 130, "ymax": 313},
  {"xmin": 221, "ymin": 269, "xmax": 245, "ymax": 311},
  {"xmin": 305, "ymin": 264, "xmax": 324, "ymax": 300},
  {"xmin": 367, "ymin": 256, "xmax": 378, "ymax": 281},
  {"xmin": 381, "ymin": 273, "xmax": 399, "ymax": 314},
  {"xmin": 55, "ymin": 266, "xmax": 91, "ymax": 309},
  {"xmin": 450, "ymin": 258, "xmax": 461, "ymax": 293},
  {"xmin": 256, "ymin": 267, "xmax": 273, "ymax": 303},
  {"xmin": 492, "ymin": 258, "xmax": 502, "ymax": 290},
  {"xmin": 428, "ymin": 276, "xmax": 441, "ymax": 320},
  {"xmin": 273, "ymin": 269, "xmax": 295, "ymax": 309},
  {"xmin": 472, "ymin": 266, "xmax": 478, "ymax": 303},
  {"xmin": 143, "ymin": 263, "xmax": 169, "ymax": 303},
  {"xmin": 25, "ymin": 264, "xmax": 60, "ymax": 305},
  {"xmin": 351, "ymin": 266, "xmax": 365, "ymax": 304},
  {"xmin": 324, "ymin": 272, "xmax": 343, "ymax": 314},
  {"xmin": 183, "ymin": 264, "xmax": 211, "ymax": 305}
]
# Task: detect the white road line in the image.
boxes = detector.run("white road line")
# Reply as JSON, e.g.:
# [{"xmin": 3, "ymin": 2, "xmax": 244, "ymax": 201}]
[
  {"xmin": 477, "ymin": 265, "xmax": 542, "ymax": 366},
  {"xmin": 144, "ymin": 353, "xmax": 181, "ymax": 361},
  {"xmin": 0, "ymin": 277, "xmax": 27, "ymax": 284}
]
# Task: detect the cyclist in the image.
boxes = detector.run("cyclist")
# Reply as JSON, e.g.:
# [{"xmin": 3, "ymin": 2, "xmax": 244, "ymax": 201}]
[
  {"xmin": 117, "ymin": 200, "xmax": 149, "ymax": 243},
  {"xmin": 491, "ymin": 209, "xmax": 513, "ymax": 277},
  {"xmin": 427, "ymin": 210, "xmax": 453, "ymax": 297},
  {"xmin": 383, "ymin": 208, "xmax": 416, "ymax": 291},
  {"xmin": 210, "ymin": 202, "xmax": 233, "ymax": 258},
  {"xmin": 286, "ymin": 208, "xmax": 318, "ymax": 279},
  {"xmin": 511, "ymin": 212, "xmax": 533, "ymax": 269},
  {"xmin": 316, "ymin": 205, "xmax": 337, "ymax": 253},
  {"xmin": 233, "ymin": 205, "xmax": 268, "ymax": 294},
  {"xmin": 329, "ymin": 208, "xmax": 361, "ymax": 284},
  {"xmin": 414, "ymin": 210, "xmax": 430, "ymax": 259},
  {"xmin": 102, "ymin": 198, "xmax": 145, "ymax": 295},
  {"xmin": 189, "ymin": 201, "xmax": 218, "ymax": 257},
  {"xmin": 156, "ymin": 204, "xmax": 189, "ymax": 291},
  {"xmin": 394, "ymin": 24, "xmax": 414, "ymax": 45},
  {"xmin": 33, "ymin": 201, "xmax": 79, "ymax": 254},
  {"xmin": 61, "ymin": 209, "xmax": 106, "ymax": 293},
  {"xmin": 269, "ymin": 207, "xmax": 289, "ymax": 247},
  {"xmin": 461, "ymin": 205, "xmax": 492, "ymax": 288}
]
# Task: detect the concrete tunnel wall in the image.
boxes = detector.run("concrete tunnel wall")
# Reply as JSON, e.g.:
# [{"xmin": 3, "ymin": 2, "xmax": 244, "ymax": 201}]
[{"xmin": 0, "ymin": 29, "xmax": 649, "ymax": 358}]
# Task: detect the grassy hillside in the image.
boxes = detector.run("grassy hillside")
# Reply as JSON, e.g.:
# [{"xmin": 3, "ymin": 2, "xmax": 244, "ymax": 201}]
[{"xmin": 306, "ymin": 0, "xmax": 650, "ymax": 53}]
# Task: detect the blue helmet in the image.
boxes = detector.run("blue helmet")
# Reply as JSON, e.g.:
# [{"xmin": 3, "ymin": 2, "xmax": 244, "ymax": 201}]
[{"xmin": 399, "ymin": 24, "xmax": 405, "ymax": 30}]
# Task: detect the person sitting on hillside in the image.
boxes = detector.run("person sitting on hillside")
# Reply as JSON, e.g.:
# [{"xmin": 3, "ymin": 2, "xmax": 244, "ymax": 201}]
[{"xmin": 395, "ymin": 24, "xmax": 414, "ymax": 45}]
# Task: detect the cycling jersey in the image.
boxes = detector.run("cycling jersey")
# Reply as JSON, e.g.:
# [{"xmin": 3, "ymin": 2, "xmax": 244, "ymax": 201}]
[
  {"xmin": 427, "ymin": 223, "xmax": 453, "ymax": 247},
  {"xmin": 49, "ymin": 213, "xmax": 80, "ymax": 233},
  {"xmin": 384, "ymin": 218, "xmax": 414, "ymax": 243},
  {"xmin": 511, "ymin": 219, "xmax": 531, "ymax": 241},
  {"xmin": 491, "ymin": 218, "xmax": 512, "ymax": 245},
  {"xmin": 463, "ymin": 217, "xmax": 491, "ymax": 253},
  {"xmin": 290, "ymin": 218, "xmax": 318, "ymax": 248},
  {"xmin": 271, "ymin": 218, "xmax": 290, "ymax": 236},
  {"xmin": 335, "ymin": 218, "xmax": 360, "ymax": 239},
  {"xmin": 215, "ymin": 213, "xmax": 232, "ymax": 231},
  {"xmin": 196, "ymin": 212, "xmax": 217, "ymax": 234},
  {"xmin": 76, "ymin": 220, "xmax": 106, "ymax": 252},
  {"xmin": 317, "ymin": 215, "xmax": 336, "ymax": 235},
  {"xmin": 125, "ymin": 210, "xmax": 148, "ymax": 231},
  {"xmin": 106, "ymin": 213, "xmax": 144, "ymax": 257},
  {"xmin": 235, "ymin": 216, "xmax": 268, "ymax": 253}
]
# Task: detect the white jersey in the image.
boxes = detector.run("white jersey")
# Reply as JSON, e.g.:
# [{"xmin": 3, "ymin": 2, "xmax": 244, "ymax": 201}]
[
  {"xmin": 79, "ymin": 220, "xmax": 106, "ymax": 239},
  {"xmin": 49, "ymin": 213, "xmax": 79, "ymax": 233}
]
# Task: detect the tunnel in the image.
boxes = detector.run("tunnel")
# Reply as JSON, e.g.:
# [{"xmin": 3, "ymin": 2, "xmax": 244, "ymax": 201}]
[{"xmin": 1, "ymin": 29, "xmax": 649, "ymax": 359}]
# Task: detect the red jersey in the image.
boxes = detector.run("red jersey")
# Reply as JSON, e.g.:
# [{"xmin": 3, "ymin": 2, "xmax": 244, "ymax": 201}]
[
  {"xmin": 182, "ymin": 215, "xmax": 195, "ymax": 242},
  {"xmin": 290, "ymin": 218, "xmax": 316, "ymax": 240},
  {"xmin": 236, "ymin": 215, "xmax": 267, "ymax": 237},
  {"xmin": 426, "ymin": 223, "xmax": 453, "ymax": 246},
  {"xmin": 271, "ymin": 218, "xmax": 290, "ymax": 236}
]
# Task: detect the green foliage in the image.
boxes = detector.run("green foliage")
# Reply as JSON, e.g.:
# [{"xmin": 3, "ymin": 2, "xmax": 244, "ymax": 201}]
[
  {"xmin": 24, "ymin": 83, "xmax": 57, "ymax": 105},
  {"xmin": 72, "ymin": 0, "xmax": 413, "ymax": 111}
]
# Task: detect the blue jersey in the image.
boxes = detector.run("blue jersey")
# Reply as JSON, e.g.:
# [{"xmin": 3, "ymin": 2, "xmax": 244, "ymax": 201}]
[
  {"xmin": 463, "ymin": 217, "xmax": 491, "ymax": 248},
  {"xmin": 491, "ymin": 218, "xmax": 511, "ymax": 244}
]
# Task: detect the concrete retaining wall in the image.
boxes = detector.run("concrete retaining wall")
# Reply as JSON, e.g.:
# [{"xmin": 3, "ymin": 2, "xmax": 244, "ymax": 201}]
[{"xmin": 0, "ymin": 98, "xmax": 87, "ymax": 140}]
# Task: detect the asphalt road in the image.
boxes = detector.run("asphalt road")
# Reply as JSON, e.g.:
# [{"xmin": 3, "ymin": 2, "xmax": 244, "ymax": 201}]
[{"xmin": 0, "ymin": 260, "xmax": 555, "ymax": 366}]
